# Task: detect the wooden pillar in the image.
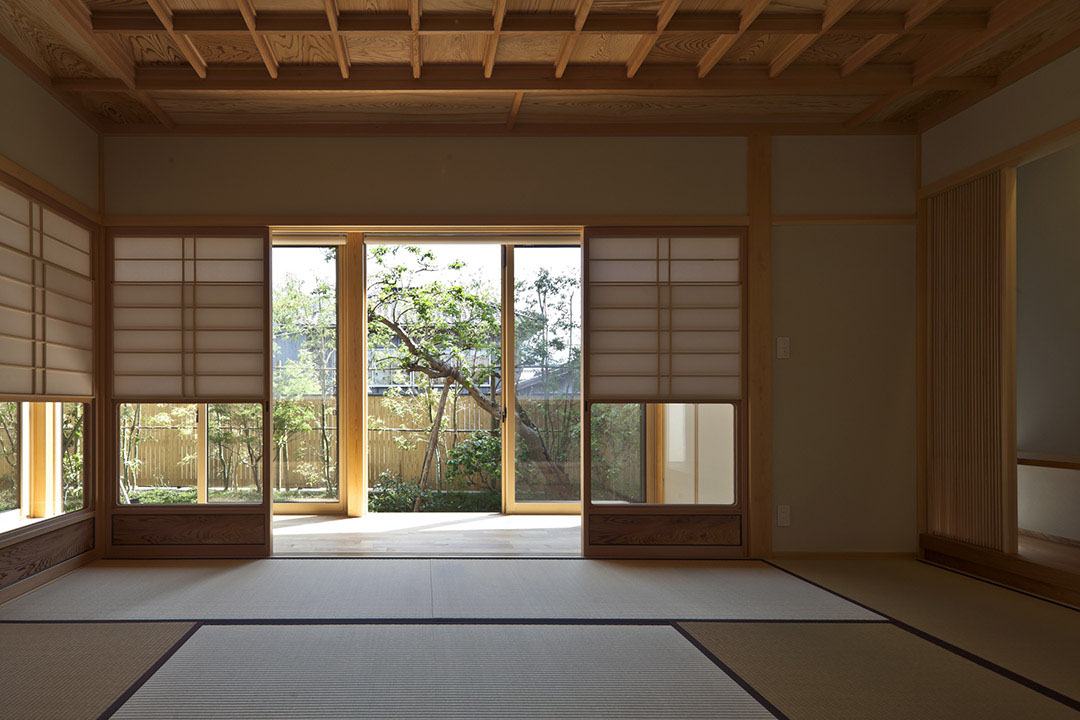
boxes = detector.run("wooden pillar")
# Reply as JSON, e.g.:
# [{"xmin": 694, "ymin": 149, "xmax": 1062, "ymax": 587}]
[
  {"xmin": 747, "ymin": 134, "xmax": 773, "ymax": 558},
  {"xmin": 344, "ymin": 232, "xmax": 367, "ymax": 517},
  {"xmin": 196, "ymin": 403, "xmax": 208, "ymax": 504}
]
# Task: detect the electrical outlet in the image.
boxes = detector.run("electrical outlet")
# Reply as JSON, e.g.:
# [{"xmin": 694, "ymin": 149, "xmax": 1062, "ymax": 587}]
[
  {"xmin": 776, "ymin": 336, "xmax": 790, "ymax": 359},
  {"xmin": 777, "ymin": 505, "xmax": 791, "ymax": 527}
]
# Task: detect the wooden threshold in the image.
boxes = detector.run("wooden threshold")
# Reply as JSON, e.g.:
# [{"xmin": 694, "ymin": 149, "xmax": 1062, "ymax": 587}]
[{"xmin": 920, "ymin": 533, "xmax": 1080, "ymax": 607}]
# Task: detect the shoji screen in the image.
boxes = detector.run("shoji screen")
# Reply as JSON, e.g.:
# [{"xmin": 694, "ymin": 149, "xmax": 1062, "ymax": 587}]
[
  {"xmin": 106, "ymin": 228, "xmax": 270, "ymax": 559},
  {"xmin": 586, "ymin": 232, "xmax": 743, "ymax": 402},
  {"xmin": 0, "ymin": 180, "xmax": 94, "ymax": 398},
  {"xmin": 111, "ymin": 232, "xmax": 268, "ymax": 400},
  {"xmin": 582, "ymin": 227, "xmax": 747, "ymax": 560}
]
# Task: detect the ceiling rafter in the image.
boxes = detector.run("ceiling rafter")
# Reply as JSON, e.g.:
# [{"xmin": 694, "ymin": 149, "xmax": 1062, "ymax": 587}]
[
  {"xmin": 482, "ymin": 0, "xmax": 508, "ymax": 78},
  {"xmin": 324, "ymin": 0, "xmax": 351, "ymax": 79},
  {"xmin": 626, "ymin": 0, "xmax": 683, "ymax": 78},
  {"xmin": 554, "ymin": 0, "xmax": 595, "ymax": 79},
  {"xmin": 697, "ymin": 0, "xmax": 771, "ymax": 79},
  {"xmin": 235, "ymin": 0, "xmax": 279, "ymax": 79},
  {"xmin": 144, "ymin": 0, "xmax": 207, "ymax": 78},
  {"xmin": 769, "ymin": 0, "xmax": 863, "ymax": 78},
  {"xmin": 842, "ymin": 0, "xmax": 951, "ymax": 78},
  {"xmin": 88, "ymin": 10, "xmax": 988, "ymax": 36},
  {"xmin": 410, "ymin": 0, "xmax": 422, "ymax": 79},
  {"xmin": 506, "ymin": 92, "xmax": 524, "ymax": 130},
  {"xmin": 42, "ymin": 0, "xmax": 174, "ymax": 128},
  {"xmin": 58, "ymin": 64, "xmax": 989, "ymax": 94}
]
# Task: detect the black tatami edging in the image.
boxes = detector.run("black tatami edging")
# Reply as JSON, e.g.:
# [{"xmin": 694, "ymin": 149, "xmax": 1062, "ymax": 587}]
[
  {"xmin": 671, "ymin": 622, "xmax": 789, "ymax": 720},
  {"xmin": 762, "ymin": 559, "xmax": 1080, "ymax": 712},
  {"xmin": 97, "ymin": 621, "xmax": 203, "ymax": 720}
]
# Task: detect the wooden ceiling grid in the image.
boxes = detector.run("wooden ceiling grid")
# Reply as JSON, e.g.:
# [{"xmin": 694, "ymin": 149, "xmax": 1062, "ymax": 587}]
[{"xmin": 0, "ymin": 0, "xmax": 1077, "ymax": 134}]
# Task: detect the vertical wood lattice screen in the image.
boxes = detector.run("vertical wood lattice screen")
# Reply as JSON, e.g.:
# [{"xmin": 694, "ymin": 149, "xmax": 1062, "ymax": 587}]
[
  {"xmin": 926, "ymin": 170, "xmax": 1016, "ymax": 552},
  {"xmin": 585, "ymin": 232, "xmax": 743, "ymax": 401},
  {"xmin": 0, "ymin": 181, "xmax": 93, "ymax": 398},
  {"xmin": 111, "ymin": 231, "xmax": 269, "ymax": 400}
]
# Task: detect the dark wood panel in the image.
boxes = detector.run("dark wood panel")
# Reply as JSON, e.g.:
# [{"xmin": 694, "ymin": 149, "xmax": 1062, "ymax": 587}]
[
  {"xmin": 0, "ymin": 518, "xmax": 94, "ymax": 590},
  {"xmin": 589, "ymin": 513, "xmax": 741, "ymax": 546},
  {"xmin": 112, "ymin": 513, "xmax": 266, "ymax": 546}
]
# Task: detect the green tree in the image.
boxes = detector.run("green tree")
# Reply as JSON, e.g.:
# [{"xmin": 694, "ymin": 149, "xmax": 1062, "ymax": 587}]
[{"xmin": 367, "ymin": 246, "xmax": 578, "ymax": 506}]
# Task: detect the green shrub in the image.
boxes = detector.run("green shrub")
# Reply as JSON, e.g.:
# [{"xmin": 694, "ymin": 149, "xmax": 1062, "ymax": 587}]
[
  {"xmin": 128, "ymin": 487, "xmax": 197, "ymax": 504},
  {"xmin": 444, "ymin": 431, "xmax": 500, "ymax": 491},
  {"xmin": 368, "ymin": 480, "xmax": 500, "ymax": 513}
]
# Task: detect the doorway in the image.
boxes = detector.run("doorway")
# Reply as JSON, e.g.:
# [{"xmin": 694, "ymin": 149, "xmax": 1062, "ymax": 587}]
[{"xmin": 270, "ymin": 233, "xmax": 583, "ymax": 556}]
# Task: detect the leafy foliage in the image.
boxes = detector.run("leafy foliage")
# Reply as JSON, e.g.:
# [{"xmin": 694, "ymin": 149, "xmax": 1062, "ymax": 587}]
[{"xmin": 445, "ymin": 431, "xmax": 501, "ymax": 492}]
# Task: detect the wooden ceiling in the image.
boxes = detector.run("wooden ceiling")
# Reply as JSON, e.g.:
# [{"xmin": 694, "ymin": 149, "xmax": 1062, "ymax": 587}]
[{"xmin": 2, "ymin": 0, "xmax": 1079, "ymax": 135}]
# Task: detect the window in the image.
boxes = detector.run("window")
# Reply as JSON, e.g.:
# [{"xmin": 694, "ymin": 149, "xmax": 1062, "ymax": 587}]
[
  {"xmin": 0, "ymin": 401, "xmax": 88, "ymax": 532},
  {"xmin": 118, "ymin": 402, "xmax": 263, "ymax": 505},
  {"xmin": 589, "ymin": 402, "xmax": 736, "ymax": 505},
  {"xmin": 271, "ymin": 246, "xmax": 340, "ymax": 504}
]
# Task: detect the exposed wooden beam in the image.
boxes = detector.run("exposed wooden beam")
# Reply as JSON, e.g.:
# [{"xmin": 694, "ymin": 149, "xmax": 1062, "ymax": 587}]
[
  {"xmin": 905, "ymin": 0, "xmax": 953, "ymax": 30},
  {"xmin": 409, "ymin": 0, "xmax": 422, "ymax": 79},
  {"xmin": 506, "ymin": 91, "xmax": 524, "ymax": 130},
  {"xmin": 144, "ymin": 0, "xmax": 207, "ymax": 78},
  {"xmin": 57, "ymin": 64, "xmax": 990, "ymax": 94},
  {"xmin": 841, "ymin": 0, "xmax": 958, "ymax": 79},
  {"xmin": 913, "ymin": 0, "xmax": 1053, "ymax": 87},
  {"xmin": 324, "ymin": 0, "xmax": 351, "ymax": 79},
  {"xmin": 769, "ymin": 0, "xmax": 862, "ymax": 78},
  {"xmin": 89, "ymin": 10, "xmax": 989, "ymax": 36},
  {"xmin": 626, "ymin": 0, "xmax": 683, "ymax": 78},
  {"xmin": 97, "ymin": 120, "xmax": 919, "ymax": 137},
  {"xmin": 554, "ymin": 0, "xmax": 595, "ymax": 79},
  {"xmin": 697, "ymin": 0, "xmax": 771, "ymax": 79},
  {"xmin": 917, "ymin": 26, "xmax": 1080, "ymax": 131},
  {"xmin": 841, "ymin": 33, "xmax": 900, "ymax": 77},
  {"xmin": 235, "ymin": 0, "xmax": 279, "ymax": 78},
  {"xmin": 43, "ymin": 0, "xmax": 174, "ymax": 127},
  {"xmin": 844, "ymin": 88, "xmax": 907, "ymax": 129},
  {"xmin": 482, "ymin": 0, "xmax": 507, "ymax": 79}
]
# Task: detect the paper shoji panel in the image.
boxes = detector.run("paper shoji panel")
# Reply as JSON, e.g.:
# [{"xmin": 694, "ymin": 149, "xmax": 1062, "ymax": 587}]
[
  {"xmin": 111, "ymin": 233, "xmax": 268, "ymax": 400},
  {"xmin": 0, "ymin": 181, "xmax": 93, "ymax": 397},
  {"xmin": 586, "ymin": 234, "xmax": 742, "ymax": 401}
]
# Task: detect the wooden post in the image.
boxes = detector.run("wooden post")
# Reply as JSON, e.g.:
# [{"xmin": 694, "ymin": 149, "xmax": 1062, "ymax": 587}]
[{"xmin": 197, "ymin": 403, "xmax": 208, "ymax": 503}]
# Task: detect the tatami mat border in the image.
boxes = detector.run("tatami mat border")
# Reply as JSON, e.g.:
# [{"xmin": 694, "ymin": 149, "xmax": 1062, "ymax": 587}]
[{"xmin": 915, "ymin": 558, "xmax": 1080, "ymax": 613}]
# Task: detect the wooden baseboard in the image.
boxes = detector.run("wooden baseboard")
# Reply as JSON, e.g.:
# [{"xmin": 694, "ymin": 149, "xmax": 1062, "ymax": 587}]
[
  {"xmin": 920, "ymin": 533, "xmax": 1080, "ymax": 607},
  {"xmin": 768, "ymin": 551, "xmax": 917, "ymax": 559},
  {"xmin": 1019, "ymin": 528, "xmax": 1080, "ymax": 549}
]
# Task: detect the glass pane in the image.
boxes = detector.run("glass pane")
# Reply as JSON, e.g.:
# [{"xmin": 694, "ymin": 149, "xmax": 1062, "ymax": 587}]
[
  {"xmin": 0, "ymin": 401, "xmax": 19, "ymax": 515},
  {"xmin": 207, "ymin": 403, "xmax": 264, "ymax": 503},
  {"xmin": 589, "ymin": 403, "xmax": 646, "ymax": 503},
  {"xmin": 271, "ymin": 246, "xmax": 340, "ymax": 503},
  {"xmin": 119, "ymin": 402, "xmax": 263, "ymax": 505},
  {"xmin": 61, "ymin": 402, "xmax": 86, "ymax": 513},
  {"xmin": 366, "ymin": 243, "xmax": 502, "ymax": 512},
  {"xmin": 590, "ymin": 402, "xmax": 735, "ymax": 505},
  {"xmin": 119, "ymin": 403, "xmax": 198, "ymax": 505},
  {"xmin": 514, "ymin": 246, "xmax": 581, "ymax": 503}
]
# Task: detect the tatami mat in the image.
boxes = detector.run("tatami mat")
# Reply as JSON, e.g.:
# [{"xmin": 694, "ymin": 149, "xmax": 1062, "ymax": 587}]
[
  {"xmin": 111, "ymin": 624, "xmax": 775, "ymax": 719},
  {"xmin": 770, "ymin": 557, "xmax": 1080, "ymax": 699},
  {"xmin": 0, "ymin": 558, "xmax": 879, "ymax": 621},
  {"xmin": 431, "ymin": 559, "xmax": 881, "ymax": 620},
  {"xmin": 2, "ymin": 621, "xmax": 195, "ymax": 720},
  {"xmin": 680, "ymin": 621, "xmax": 1079, "ymax": 720}
]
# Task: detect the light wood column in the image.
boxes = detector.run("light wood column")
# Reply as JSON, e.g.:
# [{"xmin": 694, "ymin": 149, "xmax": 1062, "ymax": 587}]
[{"xmin": 344, "ymin": 232, "xmax": 367, "ymax": 517}]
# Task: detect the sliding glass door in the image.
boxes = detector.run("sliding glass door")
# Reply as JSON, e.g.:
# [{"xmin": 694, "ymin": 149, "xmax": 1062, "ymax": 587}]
[{"xmin": 506, "ymin": 246, "xmax": 582, "ymax": 513}]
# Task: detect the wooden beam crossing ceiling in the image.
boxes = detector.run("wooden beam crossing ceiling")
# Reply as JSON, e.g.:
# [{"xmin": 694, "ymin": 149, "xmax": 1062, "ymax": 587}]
[
  {"xmin": 53, "ymin": 64, "xmax": 993, "ymax": 94},
  {"xmin": 89, "ymin": 10, "xmax": 989, "ymax": 36}
]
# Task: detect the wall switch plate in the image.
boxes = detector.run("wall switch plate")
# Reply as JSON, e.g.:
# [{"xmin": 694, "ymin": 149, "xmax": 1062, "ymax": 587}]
[
  {"xmin": 776, "ymin": 336, "xmax": 790, "ymax": 359},
  {"xmin": 777, "ymin": 505, "xmax": 791, "ymax": 527}
]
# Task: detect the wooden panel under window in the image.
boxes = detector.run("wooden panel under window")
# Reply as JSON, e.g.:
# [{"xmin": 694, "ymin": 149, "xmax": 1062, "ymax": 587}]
[
  {"xmin": 925, "ymin": 170, "xmax": 1017, "ymax": 553},
  {"xmin": 112, "ymin": 513, "xmax": 265, "ymax": 546},
  {"xmin": 0, "ymin": 517, "xmax": 93, "ymax": 590},
  {"xmin": 589, "ymin": 514, "xmax": 741, "ymax": 546}
]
